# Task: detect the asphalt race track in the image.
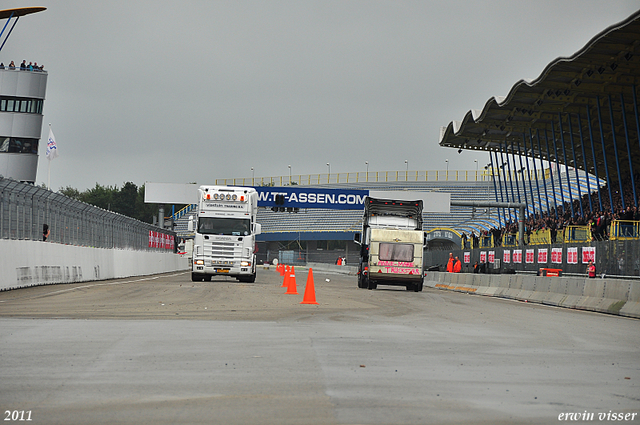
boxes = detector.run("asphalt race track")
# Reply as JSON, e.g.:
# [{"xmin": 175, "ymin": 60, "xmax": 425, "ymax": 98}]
[{"xmin": 0, "ymin": 268, "xmax": 638, "ymax": 424}]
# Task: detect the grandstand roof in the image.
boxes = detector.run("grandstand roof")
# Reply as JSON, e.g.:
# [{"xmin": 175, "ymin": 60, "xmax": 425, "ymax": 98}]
[
  {"xmin": 0, "ymin": 7, "xmax": 46, "ymax": 20},
  {"xmin": 439, "ymin": 9, "xmax": 640, "ymax": 186}
]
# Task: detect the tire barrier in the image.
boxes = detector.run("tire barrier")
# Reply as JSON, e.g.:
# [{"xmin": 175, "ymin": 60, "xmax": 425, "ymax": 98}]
[{"xmin": 426, "ymin": 271, "xmax": 639, "ymax": 319}]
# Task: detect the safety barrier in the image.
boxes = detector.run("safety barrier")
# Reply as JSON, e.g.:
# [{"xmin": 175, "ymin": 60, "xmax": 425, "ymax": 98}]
[
  {"xmin": 529, "ymin": 229, "xmax": 551, "ymax": 245},
  {"xmin": 502, "ymin": 233, "xmax": 518, "ymax": 247},
  {"xmin": 479, "ymin": 234, "xmax": 493, "ymax": 248},
  {"xmin": 0, "ymin": 239, "xmax": 189, "ymax": 291},
  {"xmin": 458, "ymin": 220, "xmax": 638, "ymax": 250},
  {"xmin": 425, "ymin": 238, "xmax": 640, "ymax": 276},
  {"xmin": 611, "ymin": 220, "xmax": 640, "ymax": 240},
  {"xmin": 564, "ymin": 225, "xmax": 591, "ymax": 243},
  {"xmin": 0, "ymin": 178, "xmax": 176, "ymax": 251},
  {"xmin": 426, "ymin": 271, "xmax": 640, "ymax": 319}
]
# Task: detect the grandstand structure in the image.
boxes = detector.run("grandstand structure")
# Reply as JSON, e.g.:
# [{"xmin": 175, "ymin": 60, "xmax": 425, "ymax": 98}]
[
  {"xmin": 173, "ymin": 168, "xmax": 599, "ymax": 262},
  {"xmin": 174, "ymin": 10, "xmax": 640, "ymax": 273},
  {"xmin": 440, "ymin": 9, "xmax": 640, "ymax": 220}
]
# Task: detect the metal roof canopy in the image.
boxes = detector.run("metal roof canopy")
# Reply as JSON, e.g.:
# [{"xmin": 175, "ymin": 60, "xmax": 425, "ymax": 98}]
[
  {"xmin": 439, "ymin": 9, "xmax": 640, "ymax": 191},
  {"xmin": 0, "ymin": 7, "xmax": 46, "ymax": 52}
]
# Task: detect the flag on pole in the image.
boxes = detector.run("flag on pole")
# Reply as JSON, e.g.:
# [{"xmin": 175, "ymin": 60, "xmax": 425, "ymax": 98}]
[{"xmin": 46, "ymin": 125, "xmax": 58, "ymax": 160}]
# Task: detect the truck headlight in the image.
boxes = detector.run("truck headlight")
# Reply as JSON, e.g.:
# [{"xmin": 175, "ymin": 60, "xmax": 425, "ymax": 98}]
[
  {"xmin": 241, "ymin": 261, "xmax": 251, "ymax": 267},
  {"xmin": 195, "ymin": 260, "xmax": 204, "ymax": 265}
]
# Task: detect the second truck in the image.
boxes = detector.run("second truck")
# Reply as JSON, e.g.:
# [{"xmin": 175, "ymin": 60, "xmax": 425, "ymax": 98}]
[{"xmin": 354, "ymin": 196, "xmax": 425, "ymax": 291}]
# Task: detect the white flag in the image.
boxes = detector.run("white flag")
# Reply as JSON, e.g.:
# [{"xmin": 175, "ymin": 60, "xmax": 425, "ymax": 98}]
[{"xmin": 46, "ymin": 126, "xmax": 58, "ymax": 160}]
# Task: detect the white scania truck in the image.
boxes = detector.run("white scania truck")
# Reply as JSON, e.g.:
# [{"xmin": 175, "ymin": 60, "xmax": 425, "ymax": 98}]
[
  {"xmin": 354, "ymin": 196, "xmax": 425, "ymax": 291},
  {"xmin": 189, "ymin": 185, "xmax": 261, "ymax": 283}
]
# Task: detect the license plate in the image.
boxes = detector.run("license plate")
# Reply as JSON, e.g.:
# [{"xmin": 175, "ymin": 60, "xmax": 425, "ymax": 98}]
[{"xmin": 214, "ymin": 268, "xmax": 229, "ymax": 273}]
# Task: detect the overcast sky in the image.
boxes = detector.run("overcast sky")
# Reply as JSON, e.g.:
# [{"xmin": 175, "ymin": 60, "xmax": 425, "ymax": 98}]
[{"xmin": 3, "ymin": 1, "xmax": 639, "ymax": 191}]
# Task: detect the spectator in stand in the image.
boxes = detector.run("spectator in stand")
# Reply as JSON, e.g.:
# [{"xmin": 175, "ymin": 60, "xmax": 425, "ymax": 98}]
[
  {"xmin": 20, "ymin": 60, "xmax": 26, "ymax": 70},
  {"xmin": 8, "ymin": 61, "xmax": 15, "ymax": 69}
]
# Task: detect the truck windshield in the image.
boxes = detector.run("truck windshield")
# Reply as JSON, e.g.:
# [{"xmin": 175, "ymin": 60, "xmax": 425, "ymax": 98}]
[
  {"xmin": 379, "ymin": 243, "xmax": 414, "ymax": 262},
  {"xmin": 198, "ymin": 217, "xmax": 251, "ymax": 236}
]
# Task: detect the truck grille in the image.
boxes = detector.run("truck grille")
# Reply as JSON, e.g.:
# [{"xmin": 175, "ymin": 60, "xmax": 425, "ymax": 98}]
[{"xmin": 204, "ymin": 241, "xmax": 241, "ymax": 264}]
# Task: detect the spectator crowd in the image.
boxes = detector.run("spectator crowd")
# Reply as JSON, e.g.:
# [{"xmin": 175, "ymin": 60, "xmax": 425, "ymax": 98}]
[
  {"xmin": 0, "ymin": 60, "xmax": 45, "ymax": 71},
  {"xmin": 462, "ymin": 172, "xmax": 640, "ymax": 247}
]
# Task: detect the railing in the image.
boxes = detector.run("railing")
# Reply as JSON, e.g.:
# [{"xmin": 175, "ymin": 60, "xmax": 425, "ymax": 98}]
[
  {"xmin": 564, "ymin": 225, "xmax": 592, "ymax": 243},
  {"xmin": 214, "ymin": 169, "xmax": 546, "ymax": 187},
  {"xmin": 502, "ymin": 232, "xmax": 518, "ymax": 247},
  {"xmin": 529, "ymin": 229, "xmax": 552, "ymax": 245},
  {"xmin": 480, "ymin": 234, "xmax": 494, "ymax": 248},
  {"xmin": 610, "ymin": 220, "xmax": 640, "ymax": 240},
  {"xmin": 462, "ymin": 222, "xmax": 638, "ymax": 249},
  {"xmin": 173, "ymin": 204, "xmax": 197, "ymax": 221},
  {"xmin": 0, "ymin": 177, "xmax": 175, "ymax": 251}
]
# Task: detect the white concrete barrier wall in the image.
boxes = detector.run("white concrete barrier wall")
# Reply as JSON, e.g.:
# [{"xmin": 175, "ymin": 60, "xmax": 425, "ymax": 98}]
[
  {"xmin": 426, "ymin": 271, "xmax": 640, "ymax": 319},
  {"xmin": 0, "ymin": 240, "xmax": 189, "ymax": 291}
]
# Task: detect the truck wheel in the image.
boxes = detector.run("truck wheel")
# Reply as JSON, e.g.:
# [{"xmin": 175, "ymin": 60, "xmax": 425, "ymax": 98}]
[
  {"xmin": 203, "ymin": 275, "xmax": 212, "ymax": 282},
  {"xmin": 357, "ymin": 274, "xmax": 366, "ymax": 288},
  {"xmin": 367, "ymin": 280, "xmax": 377, "ymax": 290},
  {"xmin": 414, "ymin": 280, "xmax": 423, "ymax": 292},
  {"xmin": 239, "ymin": 273, "xmax": 256, "ymax": 283},
  {"xmin": 191, "ymin": 273, "xmax": 203, "ymax": 282}
]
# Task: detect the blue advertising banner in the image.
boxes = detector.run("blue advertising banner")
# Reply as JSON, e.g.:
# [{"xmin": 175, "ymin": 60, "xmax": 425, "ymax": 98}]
[{"xmin": 254, "ymin": 187, "xmax": 369, "ymax": 210}]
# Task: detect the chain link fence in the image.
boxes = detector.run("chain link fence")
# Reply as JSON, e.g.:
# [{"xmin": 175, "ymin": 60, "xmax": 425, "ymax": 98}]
[
  {"xmin": 426, "ymin": 239, "xmax": 640, "ymax": 277},
  {"xmin": 0, "ymin": 178, "xmax": 176, "ymax": 251}
]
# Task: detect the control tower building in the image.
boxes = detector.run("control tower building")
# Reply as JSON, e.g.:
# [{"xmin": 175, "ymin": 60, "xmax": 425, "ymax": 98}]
[{"xmin": 0, "ymin": 7, "xmax": 47, "ymax": 183}]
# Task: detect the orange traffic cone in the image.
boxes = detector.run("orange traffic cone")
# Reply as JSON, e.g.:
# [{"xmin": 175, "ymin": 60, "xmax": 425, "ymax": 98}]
[
  {"xmin": 282, "ymin": 267, "xmax": 289, "ymax": 287},
  {"xmin": 285, "ymin": 266, "xmax": 298, "ymax": 294},
  {"xmin": 278, "ymin": 263, "xmax": 284, "ymax": 276},
  {"xmin": 300, "ymin": 268, "xmax": 319, "ymax": 305}
]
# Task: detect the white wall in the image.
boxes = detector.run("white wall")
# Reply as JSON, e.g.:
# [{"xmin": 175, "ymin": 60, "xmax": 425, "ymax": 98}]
[{"xmin": 0, "ymin": 239, "xmax": 189, "ymax": 291}]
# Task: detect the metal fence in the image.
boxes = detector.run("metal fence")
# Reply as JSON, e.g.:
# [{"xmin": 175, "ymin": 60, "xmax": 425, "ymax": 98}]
[
  {"xmin": 426, "ymin": 239, "xmax": 640, "ymax": 277},
  {"xmin": 0, "ymin": 178, "xmax": 176, "ymax": 251},
  {"xmin": 213, "ymin": 169, "xmax": 548, "ymax": 187}
]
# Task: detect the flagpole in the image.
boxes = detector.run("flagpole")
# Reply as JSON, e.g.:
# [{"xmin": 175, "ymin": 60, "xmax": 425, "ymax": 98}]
[{"xmin": 47, "ymin": 123, "xmax": 52, "ymax": 190}]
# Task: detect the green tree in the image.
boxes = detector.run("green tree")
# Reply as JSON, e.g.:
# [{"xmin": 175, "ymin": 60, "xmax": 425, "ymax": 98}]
[
  {"xmin": 81, "ymin": 183, "xmax": 114, "ymax": 210},
  {"xmin": 112, "ymin": 182, "xmax": 138, "ymax": 218},
  {"xmin": 59, "ymin": 186, "xmax": 82, "ymax": 201}
]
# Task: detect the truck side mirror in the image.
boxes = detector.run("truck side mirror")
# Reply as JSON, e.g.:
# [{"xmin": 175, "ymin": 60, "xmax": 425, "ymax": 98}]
[
  {"xmin": 253, "ymin": 223, "xmax": 262, "ymax": 235},
  {"xmin": 187, "ymin": 215, "xmax": 194, "ymax": 232},
  {"xmin": 354, "ymin": 232, "xmax": 361, "ymax": 244}
]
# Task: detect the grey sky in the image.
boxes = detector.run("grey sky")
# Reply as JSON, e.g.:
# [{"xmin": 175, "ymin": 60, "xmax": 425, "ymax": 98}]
[{"xmin": 3, "ymin": 1, "xmax": 639, "ymax": 191}]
